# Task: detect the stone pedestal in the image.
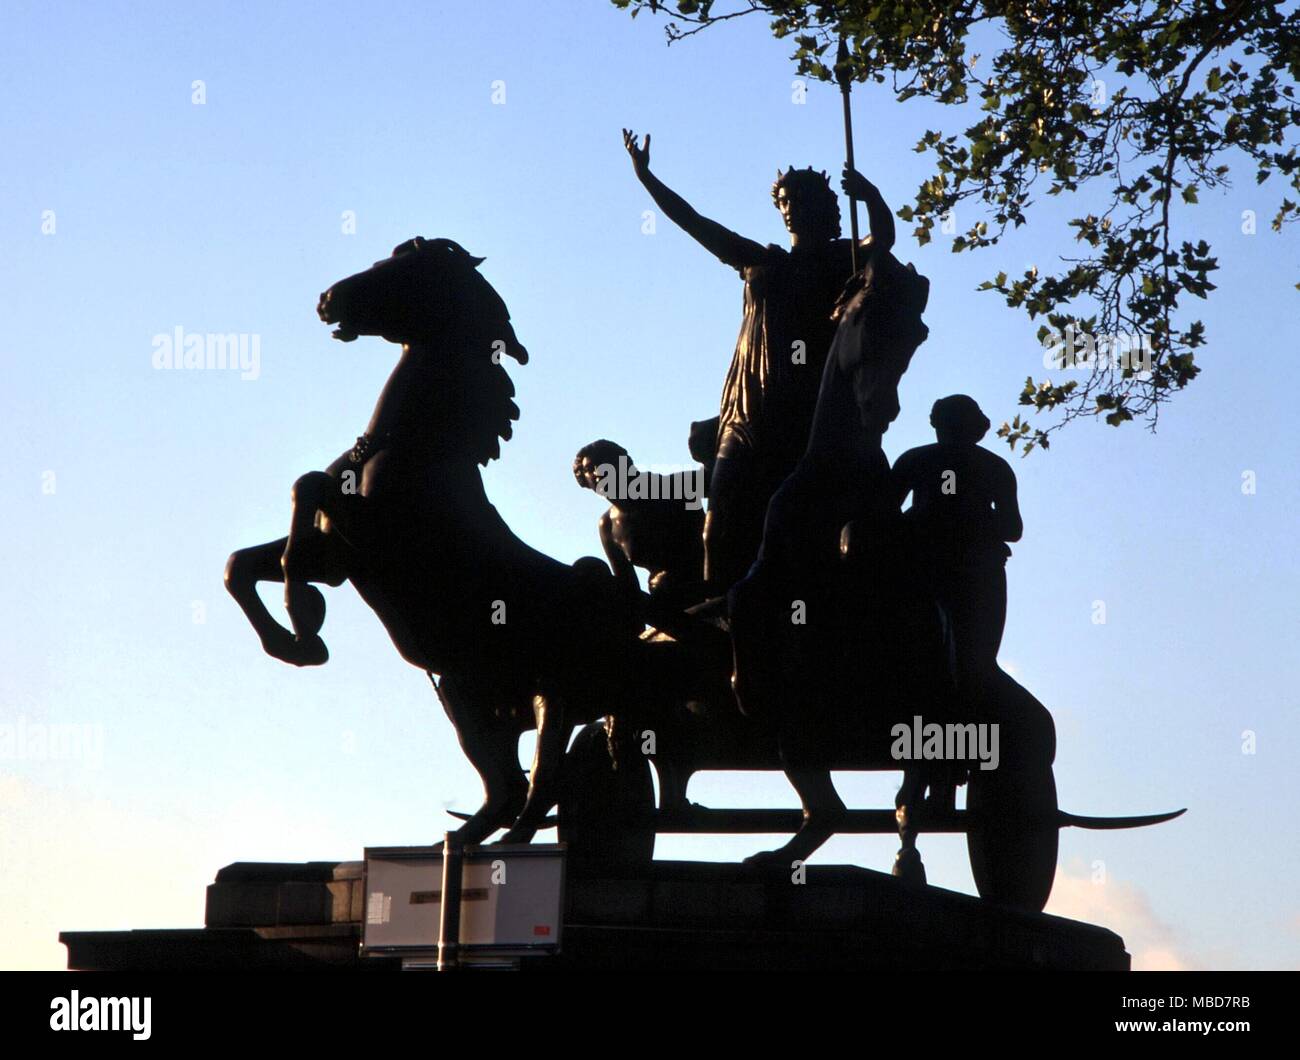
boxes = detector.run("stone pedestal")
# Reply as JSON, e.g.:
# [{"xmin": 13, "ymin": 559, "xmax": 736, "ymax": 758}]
[{"xmin": 60, "ymin": 858, "xmax": 1129, "ymax": 971}]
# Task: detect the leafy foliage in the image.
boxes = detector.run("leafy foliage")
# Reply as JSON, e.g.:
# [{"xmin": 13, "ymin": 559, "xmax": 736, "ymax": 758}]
[{"xmin": 613, "ymin": 0, "xmax": 1300, "ymax": 452}]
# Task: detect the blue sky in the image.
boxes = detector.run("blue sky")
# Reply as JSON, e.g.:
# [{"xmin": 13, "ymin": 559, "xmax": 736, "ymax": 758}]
[{"xmin": 2, "ymin": 0, "xmax": 1297, "ymax": 970}]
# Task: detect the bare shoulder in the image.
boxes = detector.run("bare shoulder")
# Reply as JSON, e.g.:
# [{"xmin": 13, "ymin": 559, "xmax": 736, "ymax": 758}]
[
  {"xmin": 892, "ymin": 444, "xmax": 938, "ymax": 477},
  {"xmin": 977, "ymin": 446, "xmax": 1017, "ymax": 482},
  {"xmin": 892, "ymin": 445, "xmax": 921, "ymax": 471}
]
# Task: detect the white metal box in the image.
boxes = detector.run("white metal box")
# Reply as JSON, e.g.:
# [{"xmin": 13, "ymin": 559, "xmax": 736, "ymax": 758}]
[{"xmin": 361, "ymin": 844, "xmax": 565, "ymax": 959}]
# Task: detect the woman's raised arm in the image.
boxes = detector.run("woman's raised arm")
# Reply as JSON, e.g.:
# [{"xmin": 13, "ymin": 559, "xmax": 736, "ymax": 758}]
[{"xmin": 624, "ymin": 129, "xmax": 768, "ymax": 269}]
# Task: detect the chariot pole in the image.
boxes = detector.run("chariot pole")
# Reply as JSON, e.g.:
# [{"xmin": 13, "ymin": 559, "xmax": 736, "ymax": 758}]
[{"xmin": 836, "ymin": 35, "xmax": 861, "ymax": 274}]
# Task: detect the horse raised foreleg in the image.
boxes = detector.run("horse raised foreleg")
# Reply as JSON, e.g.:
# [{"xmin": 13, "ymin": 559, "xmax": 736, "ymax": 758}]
[
  {"xmin": 225, "ymin": 535, "xmax": 339, "ymax": 666},
  {"xmin": 281, "ymin": 471, "xmax": 353, "ymax": 656}
]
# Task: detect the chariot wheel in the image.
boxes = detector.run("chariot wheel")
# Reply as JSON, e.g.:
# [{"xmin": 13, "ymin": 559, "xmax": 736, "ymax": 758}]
[
  {"xmin": 966, "ymin": 763, "xmax": 1059, "ymax": 913},
  {"xmin": 557, "ymin": 722, "xmax": 656, "ymax": 874}
]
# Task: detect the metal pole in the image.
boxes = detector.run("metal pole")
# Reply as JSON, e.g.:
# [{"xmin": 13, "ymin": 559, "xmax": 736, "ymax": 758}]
[
  {"xmin": 836, "ymin": 35, "xmax": 861, "ymax": 274},
  {"xmin": 437, "ymin": 831, "xmax": 463, "ymax": 971}
]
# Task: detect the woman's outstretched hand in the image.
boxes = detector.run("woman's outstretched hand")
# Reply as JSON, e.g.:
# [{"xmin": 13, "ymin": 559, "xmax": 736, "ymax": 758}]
[{"xmin": 623, "ymin": 128, "xmax": 651, "ymax": 179}]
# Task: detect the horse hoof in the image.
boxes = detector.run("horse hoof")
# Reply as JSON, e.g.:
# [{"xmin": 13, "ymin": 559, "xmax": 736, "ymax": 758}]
[
  {"xmin": 496, "ymin": 829, "xmax": 535, "ymax": 846},
  {"xmin": 292, "ymin": 634, "xmax": 329, "ymax": 666},
  {"xmin": 892, "ymin": 847, "xmax": 928, "ymax": 887},
  {"xmin": 742, "ymin": 849, "xmax": 792, "ymax": 870},
  {"xmin": 285, "ymin": 583, "xmax": 327, "ymax": 637},
  {"xmin": 264, "ymin": 632, "xmax": 328, "ymax": 667},
  {"xmin": 260, "ymin": 626, "xmax": 326, "ymax": 666}
]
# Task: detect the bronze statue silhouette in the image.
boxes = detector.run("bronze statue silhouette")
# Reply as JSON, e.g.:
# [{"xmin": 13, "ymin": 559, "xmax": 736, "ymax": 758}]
[
  {"xmin": 723, "ymin": 193, "xmax": 945, "ymax": 874},
  {"xmin": 225, "ymin": 223, "xmax": 1184, "ymax": 915},
  {"xmin": 624, "ymin": 130, "xmax": 885, "ymax": 592},
  {"xmin": 718, "ymin": 240, "xmax": 1099, "ymax": 900},
  {"xmin": 604, "ymin": 215, "xmax": 1175, "ymax": 906},
  {"xmin": 225, "ymin": 237, "xmax": 725, "ymax": 850},
  {"xmin": 727, "ymin": 168, "xmax": 929, "ymax": 717},
  {"xmin": 572, "ymin": 419, "xmax": 717, "ymax": 608},
  {"xmin": 891, "ymin": 395, "xmax": 1022, "ymax": 694}
]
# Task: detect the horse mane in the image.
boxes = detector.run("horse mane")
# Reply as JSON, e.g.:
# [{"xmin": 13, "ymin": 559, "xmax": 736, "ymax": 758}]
[
  {"xmin": 445, "ymin": 343, "xmax": 521, "ymax": 466},
  {"xmin": 360, "ymin": 237, "xmax": 529, "ymax": 465},
  {"xmin": 439, "ymin": 253, "xmax": 527, "ymax": 466}
]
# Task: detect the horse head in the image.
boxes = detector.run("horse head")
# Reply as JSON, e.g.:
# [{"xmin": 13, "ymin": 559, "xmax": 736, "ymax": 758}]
[
  {"xmin": 832, "ymin": 254, "xmax": 930, "ymax": 438},
  {"xmin": 319, "ymin": 237, "xmax": 527, "ymax": 465},
  {"xmin": 317, "ymin": 236, "xmax": 529, "ymax": 364}
]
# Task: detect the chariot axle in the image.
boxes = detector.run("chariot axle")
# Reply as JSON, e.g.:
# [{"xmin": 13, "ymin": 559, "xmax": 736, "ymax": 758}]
[{"xmin": 449, "ymin": 805, "xmax": 1185, "ymax": 835}]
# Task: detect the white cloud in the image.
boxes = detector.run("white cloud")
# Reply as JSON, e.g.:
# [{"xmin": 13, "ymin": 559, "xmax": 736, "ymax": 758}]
[{"xmin": 1047, "ymin": 858, "xmax": 1197, "ymax": 970}]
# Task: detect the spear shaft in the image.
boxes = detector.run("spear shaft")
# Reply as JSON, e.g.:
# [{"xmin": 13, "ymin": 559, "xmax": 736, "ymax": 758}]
[{"xmin": 836, "ymin": 35, "xmax": 861, "ymax": 273}]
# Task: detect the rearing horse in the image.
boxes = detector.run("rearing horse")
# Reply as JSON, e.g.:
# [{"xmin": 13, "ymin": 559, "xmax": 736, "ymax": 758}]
[{"xmin": 224, "ymin": 237, "xmax": 715, "ymax": 845}]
